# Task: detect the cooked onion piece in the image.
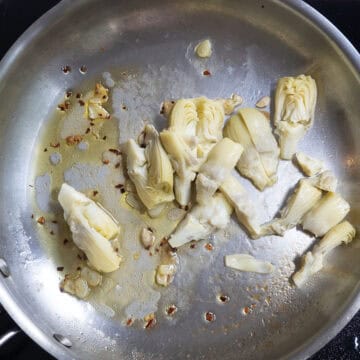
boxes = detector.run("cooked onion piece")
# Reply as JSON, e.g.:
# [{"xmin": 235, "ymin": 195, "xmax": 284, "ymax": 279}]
[{"xmin": 225, "ymin": 254, "xmax": 274, "ymax": 274}]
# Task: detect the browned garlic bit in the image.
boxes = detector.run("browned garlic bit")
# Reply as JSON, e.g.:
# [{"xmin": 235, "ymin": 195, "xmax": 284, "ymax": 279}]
[{"xmin": 140, "ymin": 227, "xmax": 155, "ymax": 249}]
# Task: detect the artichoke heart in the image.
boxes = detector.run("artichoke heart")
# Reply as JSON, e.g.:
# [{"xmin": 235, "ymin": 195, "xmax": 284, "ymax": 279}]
[
  {"xmin": 274, "ymin": 75, "xmax": 317, "ymax": 159},
  {"xmin": 196, "ymin": 138, "xmax": 243, "ymax": 204},
  {"xmin": 58, "ymin": 183, "xmax": 122, "ymax": 273},
  {"xmin": 220, "ymin": 176, "xmax": 261, "ymax": 238},
  {"xmin": 126, "ymin": 125, "xmax": 174, "ymax": 211},
  {"xmin": 295, "ymin": 152, "xmax": 325, "ymax": 176},
  {"xmin": 169, "ymin": 193, "xmax": 233, "ymax": 248},
  {"xmin": 301, "ymin": 192, "xmax": 350, "ymax": 237},
  {"xmin": 262, "ymin": 179, "xmax": 322, "ymax": 236},
  {"xmin": 224, "ymin": 108, "xmax": 279, "ymax": 190},
  {"xmin": 293, "ymin": 221, "xmax": 355, "ymax": 287}
]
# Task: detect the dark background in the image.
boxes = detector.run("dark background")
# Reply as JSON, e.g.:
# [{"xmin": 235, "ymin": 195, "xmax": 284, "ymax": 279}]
[{"xmin": 0, "ymin": 0, "xmax": 359, "ymax": 359}]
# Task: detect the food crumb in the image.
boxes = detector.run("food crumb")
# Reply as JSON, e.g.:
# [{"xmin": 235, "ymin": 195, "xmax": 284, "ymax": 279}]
[
  {"xmin": 65, "ymin": 90, "xmax": 72, "ymax": 98},
  {"xmin": 63, "ymin": 238, "xmax": 69, "ymax": 245},
  {"xmin": 93, "ymin": 190, "xmax": 98, "ymax": 196},
  {"xmin": 203, "ymin": 70, "xmax": 211, "ymax": 76},
  {"xmin": 31, "ymin": 214, "xmax": 34, "ymax": 219},
  {"xmin": 144, "ymin": 314, "xmax": 156, "ymax": 329},
  {"xmin": 76, "ymin": 93, "xmax": 82, "ymax": 99},
  {"xmin": 126, "ymin": 318, "xmax": 133, "ymax": 326},
  {"xmin": 218, "ymin": 294, "xmax": 230, "ymax": 303},
  {"xmin": 50, "ymin": 230, "xmax": 54, "ymax": 235},
  {"xmin": 44, "ymin": 148, "xmax": 48, "ymax": 152},
  {"xmin": 66, "ymin": 135, "xmax": 83, "ymax": 145},
  {"xmin": 79, "ymin": 100, "xmax": 85, "ymax": 106},
  {"xmin": 102, "ymin": 135, "xmax": 107, "ymax": 140},
  {"xmin": 57, "ymin": 266, "xmax": 64, "ymax": 271},
  {"xmin": 190, "ymin": 243, "xmax": 196, "ymax": 249},
  {"xmin": 37, "ymin": 216, "xmax": 45, "ymax": 225},
  {"xmin": 194, "ymin": 39, "xmax": 212, "ymax": 58}
]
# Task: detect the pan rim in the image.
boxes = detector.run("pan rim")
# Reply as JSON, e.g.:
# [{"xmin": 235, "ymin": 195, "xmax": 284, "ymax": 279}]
[{"xmin": 0, "ymin": 0, "xmax": 359, "ymax": 359}]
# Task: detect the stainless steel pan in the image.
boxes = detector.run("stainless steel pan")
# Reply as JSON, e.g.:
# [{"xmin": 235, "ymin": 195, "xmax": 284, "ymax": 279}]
[{"xmin": 0, "ymin": 0, "xmax": 359, "ymax": 359}]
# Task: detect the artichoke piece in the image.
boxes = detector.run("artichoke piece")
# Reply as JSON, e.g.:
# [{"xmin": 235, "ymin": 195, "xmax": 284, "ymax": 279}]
[
  {"xmin": 218, "ymin": 94, "xmax": 243, "ymax": 115},
  {"xmin": 169, "ymin": 193, "xmax": 233, "ymax": 248},
  {"xmin": 307, "ymin": 170, "xmax": 338, "ymax": 192},
  {"xmin": 196, "ymin": 138, "xmax": 243, "ymax": 204},
  {"xmin": 262, "ymin": 179, "xmax": 322, "ymax": 236},
  {"xmin": 293, "ymin": 221, "xmax": 355, "ymax": 287},
  {"xmin": 274, "ymin": 75, "xmax": 317, "ymax": 159},
  {"xmin": 220, "ymin": 176, "xmax": 261, "ymax": 238},
  {"xmin": 58, "ymin": 183, "xmax": 122, "ymax": 273},
  {"xmin": 86, "ymin": 83, "xmax": 110, "ymax": 120},
  {"xmin": 301, "ymin": 192, "xmax": 350, "ymax": 237},
  {"xmin": 126, "ymin": 125, "xmax": 174, "ymax": 211},
  {"xmin": 224, "ymin": 110, "xmax": 277, "ymax": 190},
  {"xmin": 225, "ymin": 254, "xmax": 274, "ymax": 274},
  {"xmin": 295, "ymin": 152, "xmax": 325, "ymax": 176}
]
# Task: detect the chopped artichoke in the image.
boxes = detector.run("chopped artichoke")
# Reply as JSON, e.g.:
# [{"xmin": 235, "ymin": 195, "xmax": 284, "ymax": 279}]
[
  {"xmin": 86, "ymin": 83, "xmax": 110, "ymax": 120},
  {"xmin": 169, "ymin": 193, "xmax": 233, "ymax": 248},
  {"xmin": 262, "ymin": 179, "xmax": 322, "ymax": 236},
  {"xmin": 225, "ymin": 254, "xmax": 274, "ymax": 274},
  {"xmin": 307, "ymin": 170, "xmax": 338, "ymax": 192},
  {"xmin": 274, "ymin": 75, "xmax": 317, "ymax": 159},
  {"xmin": 218, "ymin": 94, "xmax": 243, "ymax": 115},
  {"xmin": 58, "ymin": 183, "xmax": 122, "ymax": 273},
  {"xmin": 293, "ymin": 221, "xmax": 355, "ymax": 287},
  {"xmin": 224, "ymin": 109, "xmax": 279, "ymax": 190},
  {"xmin": 194, "ymin": 39, "xmax": 212, "ymax": 58},
  {"xmin": 295, "ymin": 152, "xmax": 325, "ymax": 176},
  {"xmin": 220, "ymin": 176, "xmax": 261, "ymax": 238},
  {"xmin": 196, "ymin": 138, "xmax": 243, "ymax": 204},
  {"xmin": 301, "ymin": 192, "xmax": 350, "ymax": 237},
  {"xmin": 125, "ymin": 125, "xmax": 174, "ymax": 211}
]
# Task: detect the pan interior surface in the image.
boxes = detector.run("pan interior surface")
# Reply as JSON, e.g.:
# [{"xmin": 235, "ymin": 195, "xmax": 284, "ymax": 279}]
[{"xmin": 0, "ymin": 0, "xmax": 359, "ymax": 359}]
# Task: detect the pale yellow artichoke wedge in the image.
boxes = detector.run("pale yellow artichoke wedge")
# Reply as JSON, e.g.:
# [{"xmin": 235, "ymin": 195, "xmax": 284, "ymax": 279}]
[
  {"xmin": 125, "ymin": 125, "xmax": 174, "ymax": 212},
  {"xmin": 58, "ymin": 183, "xmax": 122, "ymax": 273},
  {"xmin": 196, "ymin": 138, "xmax": 243, "ymax": 204},
  {"xmin": 274, "ymin": 75, "xmax": 317, "ymax": 159},
  {"xmin": 168, "ymin": 193, "xmax": 233, "ymax": 248},
  {"xmin": 293, "ymin": 221, "xmax": 355, "ymax": 287},
  {"xmin": 225, "ymin": 254, "xmax": 274, "ymax": 274},
  {"xmin": 301, "ymin": 192, "xmax": 350, "ymax": 237},
  {"xmin": 224, "ymin": 108, "xmax": 279, "ymax": 190}
]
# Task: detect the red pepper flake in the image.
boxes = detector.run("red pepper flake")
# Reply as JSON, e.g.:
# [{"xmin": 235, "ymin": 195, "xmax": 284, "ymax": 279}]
[
  {"xmin": 115, "ymin": 184, "xmax": 124, "ymax": 189},
  {"xmin": 64, "ymin": 100, "xmax": 71, "ymax": 110},
  {"xmin": 62, "ymin": 65, "xmax": 71, "ymax": 74},
  {"xmin": 102, "ymin": 135, "xmax": 107, "ymax": 140},
  {"xmin": 79, "ymin": 65, "xmax": 87, "ymax": 74},
  {"xmin": 50, "ymin": 142, "xmax": 60, "ymax": 148},
  {"xmin": 219, "ymin": 294, "xmax": 230, "ymax": 303},
  {"xmin": 57, "ymin": 104, "xmax": 65, "ymax": 111},
  {"xmin": 109, "ymin": 148, "xmax": 121, "ymax": 155},
  {"xmin": 93, "ymin": 190, "xmax": 98, "ymax": 196},
  {"xmin": 126, "ymin": 318, "xmax": 133, "ymax": 326},
  {"xmin": 242, "ymin": 306, "xmax": 251, "ymax": 315},
  {"xmin": 159, "ymin": 238, "xmax": 167, "ymax": 247},
  {"xmin": 203, "ymin": 70, "xmax": 211, "ymax": 76},
  {"xmin": 37, "ymin": 216, "xmax": 45, "ymax": 225},
  {"xmin": 76, "ymin": 93, "xmax": 82, "ymax": 99},
  {"xmin": 102, "ymin": 159, "xmax": 110, "ymax": 165},
  {"xmin": 66, "ymin": 135, "xmax": 83, "ymax": 145},
  {"xmin": 205, "ymin": 312, "xmax": 216, "ymax": 322},
  {"xmin": 166, "ymin": 305, "xmax": 177, "ymax": 316},
  {"xmin": 50, "ymin": 230, "xmax": 54, "ymax": 235},
  {"xmin": 78, "ymin": 100, "xmax": 85, "ymax": 106},
  {"xmin": 90, "ymin": 122, "xmax": 95, "ymax": 126},
  {"xmin": 205, "ymin": 243, "xmax": 214, "ymax": 251},
  {"xmin": 145, "ymin": 318, "xmax": 156, "ymax": 329},
  {"xmin": 115, "ymin": 162, "xmax": 121, "ymax": 169},
  {"xmin": 190, "ymin": 243, "xmax": 196, "ymax": 249},
  {"xmin": 57, "ymin": 266, "xmax": 64, "ymax": 271},
  {"xmin": 66, "ymin": 91, "xmax": 72, "ymax": 98},
  {"xmin": 63, "ymin": 238, "xmax": 69, "ymax": 245}
]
